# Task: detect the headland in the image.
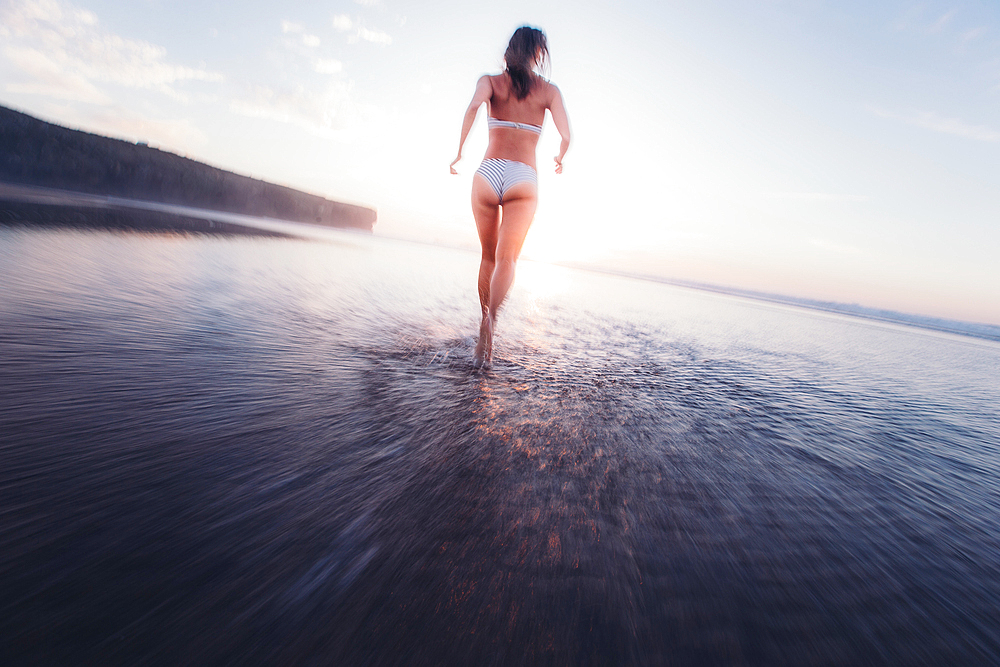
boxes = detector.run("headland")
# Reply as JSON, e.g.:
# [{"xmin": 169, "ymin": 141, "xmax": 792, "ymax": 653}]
[{"xmin": 0, "ymin": 104, "xmax": 376, "ymax": 235}]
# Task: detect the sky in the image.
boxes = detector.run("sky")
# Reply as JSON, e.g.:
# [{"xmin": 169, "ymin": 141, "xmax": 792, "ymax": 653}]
[{"xmin": 1, "ymin": 0, "xmax": 998, "ymax": 325}]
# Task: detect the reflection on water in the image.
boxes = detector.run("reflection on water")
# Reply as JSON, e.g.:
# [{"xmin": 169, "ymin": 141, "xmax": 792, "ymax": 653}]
[{"xmin": 1, "ymin": 226, "xmax": 999, "ymax": 665}]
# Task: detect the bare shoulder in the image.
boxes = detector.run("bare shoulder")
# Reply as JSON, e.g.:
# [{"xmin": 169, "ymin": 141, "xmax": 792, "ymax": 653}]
[
  {"xmin": 470, "ymin": 74, "xmax": 494, "ymax": 105},
  {"xmin": 488, "ymin": 72, "xmax": 509, "ymax": 91},
  {"xmin": 537, "ymin": 78, "xmax": 562, "ymax": 105},
  {"xmin": 477, "ymin": 74, "xmax": 495, "ymax": 92}
]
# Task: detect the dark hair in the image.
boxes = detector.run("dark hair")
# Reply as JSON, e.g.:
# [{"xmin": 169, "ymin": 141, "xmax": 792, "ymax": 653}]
[{"xmin": 504, "ymin": 26, "xmax": 548, "ymax": 100}]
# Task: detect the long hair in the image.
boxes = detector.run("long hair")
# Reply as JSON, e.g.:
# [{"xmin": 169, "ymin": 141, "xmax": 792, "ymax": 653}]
[{"xmin": 504, "ymin": 26, "xmax": 548, "ymax": 100}]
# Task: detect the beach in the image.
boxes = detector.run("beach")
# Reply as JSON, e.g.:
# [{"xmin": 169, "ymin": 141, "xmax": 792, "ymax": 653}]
[{"xmin": 2, "ymin": 223, "xmax": 999, "ymax": 665}]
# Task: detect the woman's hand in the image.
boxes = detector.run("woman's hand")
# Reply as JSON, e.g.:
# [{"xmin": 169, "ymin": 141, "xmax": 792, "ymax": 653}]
[
  {"xmin": 450, "ymin": 155, "xmax": 461, "ymax": 174},
  {"xmin": 554, "ymin": 155, "xmax": 563, "ymax": 174}
]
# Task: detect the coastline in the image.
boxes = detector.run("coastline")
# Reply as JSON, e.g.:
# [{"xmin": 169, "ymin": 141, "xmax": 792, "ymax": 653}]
[{"xmin": 0, "ymin": 104, "xmax": 377, "ymax": 234}]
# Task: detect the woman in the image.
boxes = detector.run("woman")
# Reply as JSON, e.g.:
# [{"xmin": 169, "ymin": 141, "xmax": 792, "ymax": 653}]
[{"xmin": 450, "ymin": 26, "xmax": 571, "ymax": 369}]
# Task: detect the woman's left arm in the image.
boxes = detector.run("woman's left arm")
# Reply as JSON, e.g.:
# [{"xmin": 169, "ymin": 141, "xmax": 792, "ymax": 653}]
[
  {"xmin": 450, "ymin": 75, "xmax": 493, "ymax": 174},
  {"xmin": 548, "ymin": 85, "xmax": 571, "ymax": 174}
]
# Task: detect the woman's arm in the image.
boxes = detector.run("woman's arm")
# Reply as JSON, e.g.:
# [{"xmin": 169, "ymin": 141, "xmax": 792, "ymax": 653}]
[
  {"xmin": 548, "ymin": 85, "xmax": 571, "ymax": 174},
  {"xmin": 450, "ymin": 76, "xmax": 493, "ymax": 174}
]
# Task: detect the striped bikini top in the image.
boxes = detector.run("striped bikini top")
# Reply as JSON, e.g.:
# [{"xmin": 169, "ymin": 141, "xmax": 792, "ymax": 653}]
[{"xmin": 488, "ymin": 117, "xmax": 542, "ymax": 135}]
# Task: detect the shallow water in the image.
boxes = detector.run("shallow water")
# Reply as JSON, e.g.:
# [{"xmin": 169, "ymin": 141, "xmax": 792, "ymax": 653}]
[{"xmin": 1, "ymin": 226, "xmax": 999, "ymax": 665}]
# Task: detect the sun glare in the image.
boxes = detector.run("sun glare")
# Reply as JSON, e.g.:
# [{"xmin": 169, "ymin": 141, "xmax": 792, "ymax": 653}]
[{"xmin": 515, "ymin": 259, "xmax": 572, "ymax": 299}]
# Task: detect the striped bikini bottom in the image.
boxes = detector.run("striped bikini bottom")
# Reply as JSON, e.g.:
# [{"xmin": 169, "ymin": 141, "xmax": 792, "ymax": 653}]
[{"xmin": 475, "ymin": 159, "xmax": 537, "ymax": 203}]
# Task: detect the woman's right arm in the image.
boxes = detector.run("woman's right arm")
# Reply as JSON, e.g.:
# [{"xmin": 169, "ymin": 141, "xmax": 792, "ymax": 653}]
[
  {"xmin": 450, "ymin": 76, "xmax": 493, "ymax": 174},
  {"xmin": 548, "ymin": 84, "xmax": 571, "ymax": 174}
]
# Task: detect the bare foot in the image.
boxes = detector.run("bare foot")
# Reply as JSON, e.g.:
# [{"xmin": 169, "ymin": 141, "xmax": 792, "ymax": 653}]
[{"xmin": 473, "ymin": 310, "xmax": 492, "ymax": 369}]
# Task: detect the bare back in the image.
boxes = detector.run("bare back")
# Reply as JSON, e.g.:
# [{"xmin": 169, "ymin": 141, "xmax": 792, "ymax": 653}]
[{"xmin": 483, "ymin": 73, "xmax": 559, "ymax": 168}]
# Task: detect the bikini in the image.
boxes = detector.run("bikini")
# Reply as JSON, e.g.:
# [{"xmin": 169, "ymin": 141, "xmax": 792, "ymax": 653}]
[
  {"xmin": 476, "ymin": 118, "xmax": 542, "ymax": 202},
  {"xmin": 486, "ymin": 117, "xmax": 542, "ymax": 135}
]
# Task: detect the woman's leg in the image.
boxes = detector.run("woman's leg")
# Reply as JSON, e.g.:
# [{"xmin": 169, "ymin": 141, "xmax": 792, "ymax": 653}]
[
  {"xmin": 471, "ymin": 176, "xmax": 537, "ymax": 366},
  {"xmin": 487, "ymin": 187, "xmax": 537, "ymax": 322},
  {"xmin": 471, "ymin": 177, "xmax": 501, "ymax": 366},
  {"xmin": 472, "ymin": 178, "xmax": 501, "ymax": 315}
]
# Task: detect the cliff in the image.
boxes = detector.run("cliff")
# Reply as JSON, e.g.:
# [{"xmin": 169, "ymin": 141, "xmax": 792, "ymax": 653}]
[{"xmin": 0, "ymin": 104, "xmax": 376, "ymax": 232}]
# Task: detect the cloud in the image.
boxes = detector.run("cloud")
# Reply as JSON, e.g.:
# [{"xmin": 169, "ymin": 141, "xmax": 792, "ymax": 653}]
[
  {"xmin": 331, "ymin": 14, "xmax": 392, "ymax": 45},
  {"xmin": 871, "ymin": 107, "xmax": 1000, "ymax": 142},
  {"xmin": 0, "ymin": 0, "xmax": 222, "ymax": 103},
  {"xmin": 229, "ymin": 80, "xmax": 356, "ymax": 138},
  {"xmin": 281, "ymin": 19, "xmax": 320, "ymax": 46},
  {"xmin": 356, "ymin": 26, "xmax": 392, "ymax": 45},
  {"xmin": 961, "ymin": 26, "xmax": 988, "ymax": 43},
  {"xmin": 313, "ymin": 58, "xmax": 343, "ymax": 74},
  {"xmin": 3, "ymin": 44, "xmax": 110, "ymax": 103},
  {"xmin": 929, "ymin": 9, "xmax": 957, "ymax": 33},
  {"xmin": 260, "ymin": 16, "xmax": 363, "ymax": 133},
  {"xmin": 332, "ymin": 14, "xmax": 355, "ymax": 31},
  {"xmin": 891, "ymin": 5, "xmax": 971, "ymax": 37}
]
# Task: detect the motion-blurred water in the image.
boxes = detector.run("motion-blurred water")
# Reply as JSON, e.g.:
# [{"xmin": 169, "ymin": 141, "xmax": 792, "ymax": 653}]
[{"xmin": 1, "ymin": 225, "xmax": 998, "ymax": 666}]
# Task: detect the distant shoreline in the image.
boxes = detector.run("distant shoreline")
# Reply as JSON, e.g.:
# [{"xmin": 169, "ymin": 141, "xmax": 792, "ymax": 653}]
[
  {"xmin": 332, "ymin": 230, "xmax": 1000, "ymax": 344},
  {"xmin": 549, "ymin": 261, "xmax": 1000, "ymax": 344}
]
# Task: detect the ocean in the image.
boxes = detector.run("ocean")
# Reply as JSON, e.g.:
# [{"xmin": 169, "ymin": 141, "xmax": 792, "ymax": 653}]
[{"xmin": 1, "ymin": 224, "xmax": 998, "ymax": 665}]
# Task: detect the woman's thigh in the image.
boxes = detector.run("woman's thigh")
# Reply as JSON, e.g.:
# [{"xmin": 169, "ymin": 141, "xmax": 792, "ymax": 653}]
[
  {"xmin": 472, "ymin": 176, "xmax": 501, "ymax": 256},
  {"xmin": 496, "ymin": 189, "xmax": 538, "ymax": 262}
]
